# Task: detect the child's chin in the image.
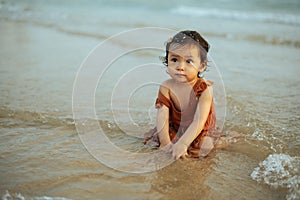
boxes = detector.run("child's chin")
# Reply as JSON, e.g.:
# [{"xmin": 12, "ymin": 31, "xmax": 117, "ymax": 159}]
[
  {"xmin": 173, "ymin": 76, "xmax": 187, "ymax": 82},
  {"xmin": 175, "ymin": 77, "xmax": 196, "ymax": 84},
  {"xmin": 174, "ymin": 78, "xmax": 188, "ymax": 83}
]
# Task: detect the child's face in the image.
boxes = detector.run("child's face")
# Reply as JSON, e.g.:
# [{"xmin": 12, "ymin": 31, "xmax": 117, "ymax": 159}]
[{"xmin": 167, "ymin": 43, "xmax": 203, "ymax": 83}]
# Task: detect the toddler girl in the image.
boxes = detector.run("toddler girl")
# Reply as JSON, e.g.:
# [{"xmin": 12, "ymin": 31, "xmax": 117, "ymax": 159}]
[{"xmin": 144, "ymin": 30, "xmax": 221, "ymax": 160}]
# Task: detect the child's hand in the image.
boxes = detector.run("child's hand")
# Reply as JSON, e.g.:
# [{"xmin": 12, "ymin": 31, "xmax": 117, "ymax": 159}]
[
  {"xmin": 199, "ymin": 136, "xmax": 214, "ymax": 157},
  {"xmin": 171, "ymin": 141, "xmax": 188, "ymax": 160}
]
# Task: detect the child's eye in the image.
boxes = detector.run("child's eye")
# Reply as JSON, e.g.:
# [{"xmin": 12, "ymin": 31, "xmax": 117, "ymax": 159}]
[
  {"xmin": 186, "ymin": 59, "xmax": 193, "ymax": 64},
  {"xmin": 171, "ymin": 58, "xmax": 178, "ymax": 62}
]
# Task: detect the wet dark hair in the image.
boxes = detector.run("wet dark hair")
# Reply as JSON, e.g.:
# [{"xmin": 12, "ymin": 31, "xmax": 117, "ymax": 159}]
[{"xmin": 161, "ymin": 30, "xmax": 210, "ymax": 66}]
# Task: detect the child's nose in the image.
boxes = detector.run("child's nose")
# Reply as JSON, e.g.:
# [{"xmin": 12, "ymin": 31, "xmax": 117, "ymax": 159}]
[{"xmin": 176, "ymin": 62, "xmax": 185, "ymax": 71}]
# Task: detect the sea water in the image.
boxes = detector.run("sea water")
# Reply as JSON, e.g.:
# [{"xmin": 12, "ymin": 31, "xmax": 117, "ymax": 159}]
[{"xmin": 0, "ymin": 0, "xmax": 300, "ymax": 199}]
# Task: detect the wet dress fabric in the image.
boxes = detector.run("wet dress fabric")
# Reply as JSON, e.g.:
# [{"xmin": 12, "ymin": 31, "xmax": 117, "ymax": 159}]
[{"xmin": 144, "ymin": 78, "xmax": 221, "ymax": 158}]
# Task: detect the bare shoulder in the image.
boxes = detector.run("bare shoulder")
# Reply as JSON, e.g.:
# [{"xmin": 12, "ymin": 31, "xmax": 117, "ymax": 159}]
[
  {"xmin": 207, "ymin": 84, "xmax": 213, "ymax": 95},
  {"xmin": 200, "ymin": 82, "xmax": 214, "ymax": 101},
  {"xmin": 204, "ymin": 79, "xmax": 214, "ymax": 96}
]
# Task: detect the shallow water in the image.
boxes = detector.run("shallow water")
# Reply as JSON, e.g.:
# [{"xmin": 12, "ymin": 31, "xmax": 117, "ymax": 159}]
[{"xmin": 1, "ymin": 0, "xmax": 300, "ymax": 199}]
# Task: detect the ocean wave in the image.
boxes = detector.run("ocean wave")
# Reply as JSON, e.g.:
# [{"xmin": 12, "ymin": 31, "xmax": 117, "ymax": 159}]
[
  {"xmin": 0, "ymin": 16, "xmax": 108, "ymax": 41},
  {"xmin": 1, "ymin": 2, "xmax": 300, "ymax": 48},
  {"xmin": 1, "ymin": 190, "xmax": 71, "ymax": 200},
  {"xmin": 204, "ymin": 32, "xmax": 300, "ymax": 48},
  {"xmin": 0, "ymin": 107, "xmax": 142, "ymax": 134},
  {"xmin": 171, "ymin": 6, "xmax": 300, "ymax": 26},
  {"xmin": 251, "ymin": 153, "xmax": 300, "ymax": 200},
  {"xmin": 4, "ymin": 16, "xmax": 299, "ymax": 49},
  {"xmin": 0, "ymin": 108, "xmax": 75, "ymax": 128}
]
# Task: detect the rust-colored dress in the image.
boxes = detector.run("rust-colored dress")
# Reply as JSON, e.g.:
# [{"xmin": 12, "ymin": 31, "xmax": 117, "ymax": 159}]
[{"xmin": 144, "ymin": 78, "xmax": 221, "ymax": 157}]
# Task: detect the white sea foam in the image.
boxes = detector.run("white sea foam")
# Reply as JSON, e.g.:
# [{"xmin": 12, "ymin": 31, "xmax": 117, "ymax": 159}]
[
  {"xmin": 251, "ymin": 153, "xmax": 300, "ymax": 200},
  {"xmin": 171, "ymin": 6, "xmax": 300, "ymax": 26},
  {"xmin": 1, "ymin": 191, "xmax": 71, "ymax": 200}
]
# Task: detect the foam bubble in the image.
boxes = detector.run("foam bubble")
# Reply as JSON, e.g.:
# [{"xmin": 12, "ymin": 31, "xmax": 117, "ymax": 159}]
[
  {"xmin": 1, "ymin": 191, "xmax": 72, "ymax": 200},
  {"xmin": 251, "ymin": 153, "xmax": 300, "ymax": 200}
]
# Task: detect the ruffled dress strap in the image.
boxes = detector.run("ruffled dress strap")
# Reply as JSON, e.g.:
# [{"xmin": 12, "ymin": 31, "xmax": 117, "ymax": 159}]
[
  {"xmin": 193, "ymin": 78, "xmax": 213, "ymax": 97},
  {"xmin": 155, "ymin": 90, "xmax": 171, "ymax": 109}
]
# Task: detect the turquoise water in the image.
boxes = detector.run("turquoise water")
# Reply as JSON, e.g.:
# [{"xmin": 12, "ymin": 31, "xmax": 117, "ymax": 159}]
[{"xmin": 0, "ymin": 0, "xmax": 300, "ymax": 199}]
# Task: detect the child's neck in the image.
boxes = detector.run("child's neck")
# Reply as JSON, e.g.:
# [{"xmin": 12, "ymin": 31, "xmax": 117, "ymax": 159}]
[{"xmin": 175, "ymin": 78, "xmax": 198, "ymax": 89}]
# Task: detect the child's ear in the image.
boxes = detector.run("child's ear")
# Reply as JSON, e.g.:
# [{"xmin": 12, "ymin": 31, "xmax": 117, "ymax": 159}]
[{"xmin": 200, "ymin": 61, "xmax": 207, "ymax": 72}]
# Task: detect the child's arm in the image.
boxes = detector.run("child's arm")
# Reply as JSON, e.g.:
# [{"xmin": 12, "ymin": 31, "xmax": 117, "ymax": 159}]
[
  {"xmin": 172, "ymin": 86, "xmax": 213, "ymax": 159},
  {"xmin": 157, "ymin": 105, "xmax": 171, "ymax": 147},
  {"xmin": 156, "ymin": 85, "xmax": 171, "ymax": 147}
]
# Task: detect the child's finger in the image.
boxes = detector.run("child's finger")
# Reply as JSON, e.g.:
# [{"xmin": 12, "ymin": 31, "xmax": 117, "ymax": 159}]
[
  {"xmin": 172, "ymin": 151, "xmax": 179, "ymax": 160},
  {"xmin": 172, "ymin": 152, "xmax": 176, "ymax": 160},
  {"xmin": 180, "ymin": 152, "xmax": 189, "ymax": 160}
]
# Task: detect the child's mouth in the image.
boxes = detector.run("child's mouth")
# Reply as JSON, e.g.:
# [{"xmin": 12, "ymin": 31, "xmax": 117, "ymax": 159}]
[{"xmin": 175, "ymin": 73, "xmax": 186, "ymax": 77}]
